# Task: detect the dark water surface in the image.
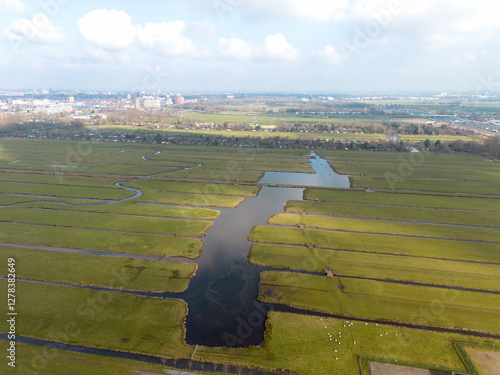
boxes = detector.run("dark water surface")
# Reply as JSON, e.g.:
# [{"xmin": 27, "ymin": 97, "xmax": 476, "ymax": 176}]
[
  {"xmin": 182, "ymin": 186, "xmax": 303, "ymax": 346},
  {"xmin": 182, "ymin": 152, "xmax": 350, "ymax": 347},
  {"xmin": 1, "ymin": 151, "xmax": 350, "ymax": 349}
]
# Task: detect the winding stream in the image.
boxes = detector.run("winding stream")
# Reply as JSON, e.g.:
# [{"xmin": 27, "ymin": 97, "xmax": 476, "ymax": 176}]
[
  {"xmin": 2, "ymin": 151, "xmax": 351, "ymax": 347},
  {"xmin": 3, "ymin": 149, "xmax": 500, "ymax": 372}
]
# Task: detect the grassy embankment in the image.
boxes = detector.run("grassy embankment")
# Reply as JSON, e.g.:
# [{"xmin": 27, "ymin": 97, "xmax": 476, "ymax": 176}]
[
  {"xmin": 284, "ymin": 200, "xmax": 500, "ymax": 227},
  {"xmin": 248, "ymin": 149, "xmax": 500, "ymax": 369},
  {"xmin": 2, "ymin": 295, "xmax": 497, "ymax": 375},
  {"xmin": 249, "ymin": 243, "xmax": 500, "ymax": 292},
  {"xmin": 0, "ymin": 281, "xmax": 192, "ymax": 357},
  {"xmin": 1, "ymin": 139, "xmax": 498, "ymax": 374},
  {"xmin": 321, "ymin": 150, "xmax": 500, "ymax": 195},
  {"xmin": 0, "ymin": 247, "xmax": 196, "ymax": 293},
  {"xmin": 197, "ymin": 311, "xmax": 500, "ymax": 375}
]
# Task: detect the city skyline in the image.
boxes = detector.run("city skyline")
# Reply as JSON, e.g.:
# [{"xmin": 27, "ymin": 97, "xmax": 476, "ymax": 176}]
[{"xmin": 1, "ymin": 0, "xmax": 499, "ymax": 93}]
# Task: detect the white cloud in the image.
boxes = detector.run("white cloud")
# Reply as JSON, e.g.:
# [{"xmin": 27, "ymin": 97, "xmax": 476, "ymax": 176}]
[
  {"xmin": 217, "ymin": 37, "xmax": 255, "ymax": 60},
  {"xmin": 78, "ymin": 9, "xmax": 136, "ymax": 49},
  {"xmin": 0, "ymin": 0, "xmax": 25, "ymax": 11},
  {"xmin": 217, "ymin": 34, "xmax": 299, "ymax": 62},
  {"xmin": 311, "ymin": 44, "xmax": 344, "ymax": 64},
  {"xmin": 264, "ymin": 33, "xmax": 299, "ymax": 61},
  {"xmin": 187, "ymin": 21, "xmax": 216, "ymax": 39},
  {"xmin": 3, "ymin": 14, "xmax": 65, "ymax": 44},
  {"xmin": 137, "ymin": 21, "xmax": 196, "ymax": 57}
]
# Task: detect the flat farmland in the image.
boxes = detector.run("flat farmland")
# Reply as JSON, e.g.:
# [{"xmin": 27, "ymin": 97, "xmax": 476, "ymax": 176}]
[
  {"xmin": 304, "ymin": 189, "xmax": 500, "ymax": 211},
  {"xmin": 268, "ymin": 213, "xmax": 499, "ymax": 242},
  {"xmin": 320, "ymin": 150, "xmax": 500, "ymax": 195},
  {"xmin": 197, "ymin": 311, "xmax": 500, "ymax": 375},
  {"xmin": 0, "ymin": 138, "xmax": 498, "ymax": 375},
  {"xmin": 249, "ymin": 225, "xmax": 500, "ymax": 263},
  {"xmin": 92, "ymin": 124, "xmax": 477, "ymax": 143},
  {"xmin": 0, "ymin": 246, "xmax": 196, "ymax": 293},
  {"xmin": 249, "ymin": 244, "xmax": 500, "ymax": 292},
  {"xmin": 0, "ymin": 206, "xmax": 212, "ymax": 236},
  {"xmin": 160, "ymin": 167, "xmax": 264, "ymax": 182},
  {"xmin": 0, "ymin": 221, "xmax": 204, "ymax": 257},
  {"xmin": 350, "ymin": 176, "xmax": 500, "ymax": 195},
  {"xmin": 0, "ymin": 281, "xmax": 193, "ymax": 358},
  {"xmin": 258, "ymin": 271, "xmax": 500, "ymax": 334},
  {"xmin": 0, "ymin": 194, "xmax": 105, "ymax": 206},
  {"xmin": 0, "ymin": 181, "xmax": 133, "ymax": 200},
  {"xmin": 250, "ymin": 148, "xmax": 500, "ymax": 373},
  {"xmin": 27, "ymin": 200, "xmax": 221, "ymax": 219},
  {"xmin": 285, "ymin": 200, "xmax": 500, "ymax": 227},
  {"xmin": 138, "ymin": 190, "xmax": 246, "ymax": 207},
  {"xmin": 126, "ymin": 180, "xmax": 261, "ymax": 197},
  {"xmin": 1, "ymin": 158, "xmax": 174, "ymax": 176},
  {"xmin": 0, "ymin": 171, "xmax": 121, "ymax": 187}
]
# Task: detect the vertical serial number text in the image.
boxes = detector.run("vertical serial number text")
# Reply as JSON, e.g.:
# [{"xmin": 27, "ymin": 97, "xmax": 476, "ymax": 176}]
[{"xmin": 7, "ymin": 257, "xmax": 16, "ymax": 368}]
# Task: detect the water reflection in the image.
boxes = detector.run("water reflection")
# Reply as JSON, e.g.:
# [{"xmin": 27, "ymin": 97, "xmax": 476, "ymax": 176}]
[{"xmin": 259, "ymin": 151, "xmax": 350, "ymax": 188}]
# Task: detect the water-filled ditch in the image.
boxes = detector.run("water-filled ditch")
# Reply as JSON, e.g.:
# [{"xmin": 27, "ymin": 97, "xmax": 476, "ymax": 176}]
[{"xmin": 181, "ymin": 152, "xmax": 350, "ymax": 347}]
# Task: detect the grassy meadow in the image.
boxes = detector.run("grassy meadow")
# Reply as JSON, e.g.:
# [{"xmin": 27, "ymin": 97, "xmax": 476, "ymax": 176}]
[{"xmin": 0, "ymin": 137, "xmax": 498, "ymax": 375}]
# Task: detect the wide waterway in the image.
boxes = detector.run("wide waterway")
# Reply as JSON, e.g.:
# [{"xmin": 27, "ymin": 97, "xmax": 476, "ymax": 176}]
[
  {"xmin": 0, "ymin": 151, "xmax": 350, "ymax": 348},
  {"xmin": 181, "ymin": 152, "xmax": 351, "ymax": 346}
]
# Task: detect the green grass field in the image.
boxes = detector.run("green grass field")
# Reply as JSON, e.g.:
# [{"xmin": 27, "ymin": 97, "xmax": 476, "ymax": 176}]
[
  {"xmin": 94, "ymin": 125, "xmax": 477, "ymax": 143},
  {"xmin": 0, "ymin": 281, "xmax": 193, "ymax": 357},
  {"xmin": 248, "ymin": 146, "xmax": 499, "ymax": 373},
  {"xmin": 127, "ymin": 179, "xmax": 261, "ymax": 197},
  {"xmin": 304, "ymin": 189, "xmax": 500, "ymax": 211},
  {"xmin": 0, "ymin": 222, "xmax": 204, "ymax": 258},
  {"xmin": 249, "ymin": 225, "xmax": 500, "ymax": 263},
  {"xmin": 0, "ymin": 171, "xmax": 121, "ymax": 187},
  {"xmin": 0, "ymin": 206, "xmax": 212, "ymax": 236},
  {"xmin": 329, "ymin": 164, "xmax": 500, "ymax": 181},
  {"xmin": 285, "ymin": 200, "xmax": 500, "ymax": 227},
  {"xmin": 320, "ymin": 150, "xmax": 500, "ymax": 195},
  {"xmin": 197, "ymin": 311, "xmax": 500, "ymax": 375},
  {"xmin": 0, "ymin": 194, "xmax": 105, "ymax": 206},
  {"xmin": 1, "ymin": 138, "xmax": 498, "ymax": 374},
  {"xmin": 248, "ymin": 244, "xmax": 500, "ymax": 292},
  {"xmin": 0, "ymin": 246, "xmax": 196, "ymax": 292},
  {"xmin": 258, "ymin": 271, "xmax": 500, "ymax": 334},
  {"xmin": 351, "ymin": 175, "xmax": 500, "ymax": 195},
  {"xmin": 138, "ymin": 191, "xmax": 246, "ymax": 207},
  {"xmin": 27, "ymin": 201, "xmax": 221, "ymax": 220},
  {"xmin": 0, "ymin": 342, "xmax": 172, "ymax": 375},
  {"xmin": 0, "ymin": 181, "xmax": 133, "ymax": 200},
  {"xmin": 159, "ymin": 167, "xmax": 264, "ymax": 183},
  {"xmin": 268, "ymin": 213, "xmax": 499, "ymax": 242}
]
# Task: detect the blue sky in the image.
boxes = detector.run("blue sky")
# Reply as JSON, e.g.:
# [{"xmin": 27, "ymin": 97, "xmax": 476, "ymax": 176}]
[{"xmin": 1, "ymin": 0, "xmax": 499, "ymax": 93}]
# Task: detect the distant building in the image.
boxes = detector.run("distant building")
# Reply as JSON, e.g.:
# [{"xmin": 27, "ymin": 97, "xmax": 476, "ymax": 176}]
[
  {"xmin": 165, "ymin": 96, "xmax": 173, "ymax": 106},
  {"xmin": 127, "ymin": 93, "xmax": 132, "ymax": 101},
  {"xmin": 174, "ymin": 94, "xmax": 184, "ymax": 105},
  {"xmin": 134, "ymin": 98, "xmax": 141, "ymax": 110},
  {"xmin": 143, "ymin": 97, "xmax": 161, "ymax": 109}
]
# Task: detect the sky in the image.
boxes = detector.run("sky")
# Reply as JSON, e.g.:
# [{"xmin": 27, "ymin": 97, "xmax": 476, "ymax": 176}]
[{"xmin": 0, "ymin": 0, "xmax": 499, "ymax": 93}]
